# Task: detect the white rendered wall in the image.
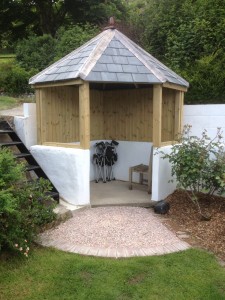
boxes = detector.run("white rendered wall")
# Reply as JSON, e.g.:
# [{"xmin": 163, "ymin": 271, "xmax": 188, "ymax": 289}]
[
  {"xmin": 90, "ymin": 140, "xmax": 153, "ymax": 182},
  {"xmin": 184, "ymin": 104, "xmax": 225, "ymax": 139},
  {"xmin": 30, "ymin": 145, "xmax": 90, "ymax": 206},
  {"xmin": 14, "ymin": 103, "xmax": 37, "ymax": 149},
  {"xmin": 151, "ymin": 146, "xmax": 177, "ymax": 201}
]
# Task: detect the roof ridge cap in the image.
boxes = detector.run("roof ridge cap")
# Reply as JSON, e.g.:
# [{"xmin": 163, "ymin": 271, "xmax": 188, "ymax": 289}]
[
  {"xmin": 79, "ymin": 29, "xmax": 115, "ymax": 79},
  {"xmin": 29, "ymin": 30, "xmax": 105, "ymax": 84}
]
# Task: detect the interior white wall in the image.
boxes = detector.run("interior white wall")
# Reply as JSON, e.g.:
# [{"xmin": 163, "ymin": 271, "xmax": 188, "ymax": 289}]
[
  {"xmin": 184, "ymin": 104, "xmax": 225, "ymax": 140},
  {"xmin": 14, "ymin": 103, "xmax": 37, "ymax": 149},
  {"xmin": 30, "ymin": 145, "xmax": 90, "ymax": 206},
  {"xmin": 151, "ymin": 146, "xmax": 177, "ymax": 201},
  {"xmin": 90, "ymin": 140, "xmax": 153, "ymax": 182}
]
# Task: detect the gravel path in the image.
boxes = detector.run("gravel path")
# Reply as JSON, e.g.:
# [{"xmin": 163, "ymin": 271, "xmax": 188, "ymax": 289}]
[{"xmin": 39, "ymin": 207, "xmax": 190, "ymax": 258}]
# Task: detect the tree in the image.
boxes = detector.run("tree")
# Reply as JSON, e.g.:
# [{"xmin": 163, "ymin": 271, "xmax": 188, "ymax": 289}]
[
  {"xmin": 16, "ymin": 34, "xmax": 56, "ymax": 71},
  {"xmin": 128, "ymin": 0, "xmax": 225, "ymax": 103},
  {"xmin": 54, "ymin": 24, "xmax": 99, "ymax": 60}
]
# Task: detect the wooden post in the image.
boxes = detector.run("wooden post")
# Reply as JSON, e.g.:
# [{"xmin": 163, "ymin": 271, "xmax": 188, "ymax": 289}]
[
  {"xmin": 35, "ymin": 88, "xmax": 43, "ymax": 145},
  {"xmin": 79, "ymin": 82, "xmax": 90, "ymax": 149},
  {"xmin": 174, "ymin": 90, "xmax": 184, "ymax": 139},
  {"xmin": 153, "ymin": 85, "xmax": 162, "ymax": 147}
]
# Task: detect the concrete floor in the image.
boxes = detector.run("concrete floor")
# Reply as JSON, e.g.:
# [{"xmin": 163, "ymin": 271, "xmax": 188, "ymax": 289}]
[{"xmin": 90, "ymin": 180, "xmax": 155, "ymax": 207}]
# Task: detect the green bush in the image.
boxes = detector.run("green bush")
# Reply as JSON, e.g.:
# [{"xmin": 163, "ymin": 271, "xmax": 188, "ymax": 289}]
[
  {"xmin": 0, "ymin": 148, "xmax": 56, "ymax": 255},
  {"xmin": 16, "ymin": 34, "xmax": 56, "ymax": 72},
  {"xmin": 160, "ymin": 125, "xmax": 225, "ymax": 218},
  {"xmin": 54, "ymin": 24, "xmax": 99, "ymax": 60},
  {"xmin": 2, "ymin": 64, "xmax": 36, "ymax": 95}
]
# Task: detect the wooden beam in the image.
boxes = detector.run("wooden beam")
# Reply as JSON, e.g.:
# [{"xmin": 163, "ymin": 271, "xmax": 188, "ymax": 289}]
[
  {"xmin": 35, "ymin": 89, "xmax": 42, "ymax": 144},
  {"xmin": 153, "ymin": 85, "xmax": 162, "ymax": 146},
  {"xmin": 174, "ymin": 90, "xmax": 184, "ymax": 139},
  {"xmin": 160, "ymin": 141, "xmax": 177, "ymax": 147},
  {"xmin": 32, "ymin": 79, "xmax": 83, "ymax": 89},
  {"xmin": 43, "ymin": 142, "xmax": 81, "ymax": 149},
  {"xmin": 79, "ymin": 82, "xmax": 90, "ymax": 149},
  {"xmin": 163, "ymin": 82, "xmax": 188, "ymax": 92},
  {"xmin": 153, "ymin": 85, "xmax": 162, "ymax": 147}
]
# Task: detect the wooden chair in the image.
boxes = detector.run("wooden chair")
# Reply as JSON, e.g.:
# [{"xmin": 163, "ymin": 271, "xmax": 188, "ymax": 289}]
[{"xmin": 129, "ymin": 147, "xmax": 153, "ymax": 194}]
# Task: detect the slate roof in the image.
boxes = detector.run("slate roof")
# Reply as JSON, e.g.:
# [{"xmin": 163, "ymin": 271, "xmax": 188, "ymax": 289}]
[{"xmin": 29, "ymin": 29, "xmax": 189, "ymax": 87}]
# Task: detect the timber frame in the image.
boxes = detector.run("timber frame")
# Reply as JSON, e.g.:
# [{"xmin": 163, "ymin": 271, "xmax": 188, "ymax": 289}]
[{"xmin": 34, "ymin": 80, "xmax": 185, "ymax": 149}]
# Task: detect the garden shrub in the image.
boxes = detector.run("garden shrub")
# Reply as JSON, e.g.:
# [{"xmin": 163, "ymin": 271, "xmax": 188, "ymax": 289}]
[
  {"xmin": 160, "ymin": 125, "xmax": 225, "ymax": 218},
  {"xmin": 2, "ymin": 64, "xmax": 36, "ymax": 95},
  {"xmin": 16, "ymin": 34, "xmax": 56, "ymax": 71},
  {"xmin": 54, "ymin": 24, "xmax": 99, "ymax": 60},
  {"xmin": 0, "ymin": 148, "xmax": 56, "ymax": 255}
]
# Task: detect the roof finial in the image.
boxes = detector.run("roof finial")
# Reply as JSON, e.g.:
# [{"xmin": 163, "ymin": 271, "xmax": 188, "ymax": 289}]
[{"xmin": 104, "ymin": 16, "xmax": 116, "ymax": 30}]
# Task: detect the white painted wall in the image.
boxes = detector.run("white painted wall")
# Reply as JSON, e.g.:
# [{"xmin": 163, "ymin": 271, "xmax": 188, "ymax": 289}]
[
  {"xmin": 14, "ymin": 103, "xmax": 37, "ymax": 149},
  {"xmin": 151, "ymin": 146, "xmax": 177, "ymax": 201},
  {"xmin": 184, "ymin": 104, "xmax": 225, "ymax": 140},
  {"xmin": 90, "ymin": 140, "xmax": 153, "ymax": 182},
  {"xmin": 13, "ymin": 103, "xmax": 225, "ymax": 204},
  {"xmin": 30, "ymin": 145, "xmax": 90, "ymax": 206}
]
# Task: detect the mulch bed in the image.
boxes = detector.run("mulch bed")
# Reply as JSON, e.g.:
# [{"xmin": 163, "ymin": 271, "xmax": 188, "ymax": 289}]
[{"xmin": 162, "ymin": 190, "xmax": 225, "ymax": 261}]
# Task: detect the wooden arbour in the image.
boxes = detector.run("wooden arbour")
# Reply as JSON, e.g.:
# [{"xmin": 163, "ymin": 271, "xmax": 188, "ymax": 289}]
[{"xmin": 34, "ymin": 79, "xmax": 186, "ymax": 149}]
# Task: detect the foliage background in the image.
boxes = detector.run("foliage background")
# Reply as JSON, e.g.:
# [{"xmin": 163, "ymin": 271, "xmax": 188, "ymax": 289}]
[{"xmin": 0, "ymin": 0, "xmax": 224, "ymax": 103}]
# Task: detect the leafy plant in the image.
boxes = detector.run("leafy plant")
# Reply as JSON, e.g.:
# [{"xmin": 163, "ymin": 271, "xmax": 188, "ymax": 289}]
[
  {"xmin": 0, "ymin": 148, "xmax": 56, "ymax": 254},
  {"xmin": 160, "ymin": 125, "xmax": 225, "ymax": 219}
]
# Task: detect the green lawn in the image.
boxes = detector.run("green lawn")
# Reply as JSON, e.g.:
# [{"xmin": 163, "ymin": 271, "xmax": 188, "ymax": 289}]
[
  {"xmin": 0, "ymin": 247, "xmax": 225, "ymax": 300},
  {"xmin": 0, "ymin": 95, "xmax": 35, "ymax": 110},
  {"xmin": 0, "ymin": 95, "xmax": 20, "ymax": 110}
]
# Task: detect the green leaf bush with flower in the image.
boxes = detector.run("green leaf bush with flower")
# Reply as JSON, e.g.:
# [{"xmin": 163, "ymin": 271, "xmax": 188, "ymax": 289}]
[
  {"xmin": 160, "ymin": 125, "xmax": 225, "ymax": 219},
  {"xmin": 0, "ymin": 148, "xmax": 56, "ymax": 255}
]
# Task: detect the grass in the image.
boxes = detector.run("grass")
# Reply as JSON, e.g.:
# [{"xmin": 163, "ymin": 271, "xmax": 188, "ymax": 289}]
[
  {"xmin": 0, "ymin": 54, "xmax": 15, "ymax": 64},
  {"xmin": 0, "ymin": 247, "xmax": 225, "ymax": 300},
  {"xmin": 0, "ymin": 95, "xmax": 35, "ymax": 110}
]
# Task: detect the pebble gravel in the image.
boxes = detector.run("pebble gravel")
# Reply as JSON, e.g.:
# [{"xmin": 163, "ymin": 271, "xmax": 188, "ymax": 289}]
[{"xmin": 39, "ymin": 207, "xmax": 190, "ymax": 257}]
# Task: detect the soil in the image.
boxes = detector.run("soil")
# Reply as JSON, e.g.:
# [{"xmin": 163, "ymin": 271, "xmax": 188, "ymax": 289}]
[{"xmin": 162, "ymin": 190, "xmax": 225, "ymax": 262}]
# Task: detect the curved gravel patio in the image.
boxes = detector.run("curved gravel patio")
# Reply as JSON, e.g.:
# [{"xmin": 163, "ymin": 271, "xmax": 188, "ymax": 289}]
[{"xmin": 39, "ymin": 207, "xmax": 190, "ymax": 258}]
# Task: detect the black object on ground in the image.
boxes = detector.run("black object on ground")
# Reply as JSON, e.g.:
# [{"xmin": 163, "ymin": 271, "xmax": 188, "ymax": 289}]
[{"xmin": 154, "ymin": 200, "xmax": 170, "ymax": 214}]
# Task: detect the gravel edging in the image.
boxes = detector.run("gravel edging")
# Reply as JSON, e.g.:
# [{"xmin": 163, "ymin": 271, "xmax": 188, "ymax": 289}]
[{"xmin": 38, "ymin": 206, "xmax": 190, "ymax": 258}]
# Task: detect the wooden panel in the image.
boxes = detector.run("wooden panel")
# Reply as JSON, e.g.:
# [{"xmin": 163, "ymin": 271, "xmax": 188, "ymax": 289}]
[
  {"xmin": 161, "ymin": 88, "xmax": 176, "ymax": 142},
  {"xmin": 101, "ymin": 87, "xmax": 153, "ymax": 142},
  {"xmin": 79, "ymin": 82, "xmax": 90, "ymax": 149},
  {"xmin": 153, "ymin": 85, "xmax": 162, "ymax": 147},
  {"xmin": 163, "ymin": 82, "xmax": 188, "ymax": 92},
  {"xmin": 32, "ymin": 79, "xmax": 83, "ymax": 89},
  {"xmin": 35, "ymin": 89, "xmax": 42, "ymax": 144},
  {"xmin": 90, "ymin": 90, "xmax": 104, "ymax": 140},
  {"xmin": 38, "ymin": 86, "xmax": 79, "ymax": 143},
  {"xmin": 174, "ymin": 90, "xmax": 184, "ymax": 139}
]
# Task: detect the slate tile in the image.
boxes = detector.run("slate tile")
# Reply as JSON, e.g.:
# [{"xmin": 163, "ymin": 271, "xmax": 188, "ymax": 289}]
[
  {"xmin": 98, "ymin": 55, "xmax": 114, "ymax": 64},
  {"xmin": 122, "ymin": 65, "xmax": 138, "ymax": 73},
  {"xmin": 85, "ymin": 71, "xmax": 102, "ymax": 81},
  {"xmin": 132, "ymin": 73, "xmax": 149, "ymax": 83},
  {"xmin": 101, "ymin": 72, "xmax": 117, "ymax": 82},
  {"xmin": 65, "ymin": 71, "xmax": 79, "ymax": 79},
  {"xmin": 147, "ymin": 74, "xmax": 161, "ymax": 82},
  {"xmin": 137, "ymin": 65, "xmax": 150, "ymax": 74},
  {"xmin": 118, "ymin": 48, "xmax": 134, "ymax": 57},
  {"xmin": 104, "ymin": 48, "xmax": 119, "ymax": 56},
  {"xmin": 116, "ymin": 73, "xmax": 133, "ymax": 82},
  {"xmin": 127, "ymin": 57, "xmax": 143, "ymax": 66},
  {"xmin": 92, "ymin": 63, "xmax": 108, "ymax": 72},
  {"xmin": 113, "ymin": 56, "xmax": 128, "ymax": 64},
  {"xmin": 57, "ymin": 66, "xmax": 70, "ymax": 73},
  {"xmin": 107, "ymin": 64, "xmax": 123, "ymax": 72},
  {"xmin": 109, "ymin": 40, "xmax": 125, "ymax": 49},
  {"xmin": 67, "ymin": 58, "xmax": 82, "ymax": 66}
]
